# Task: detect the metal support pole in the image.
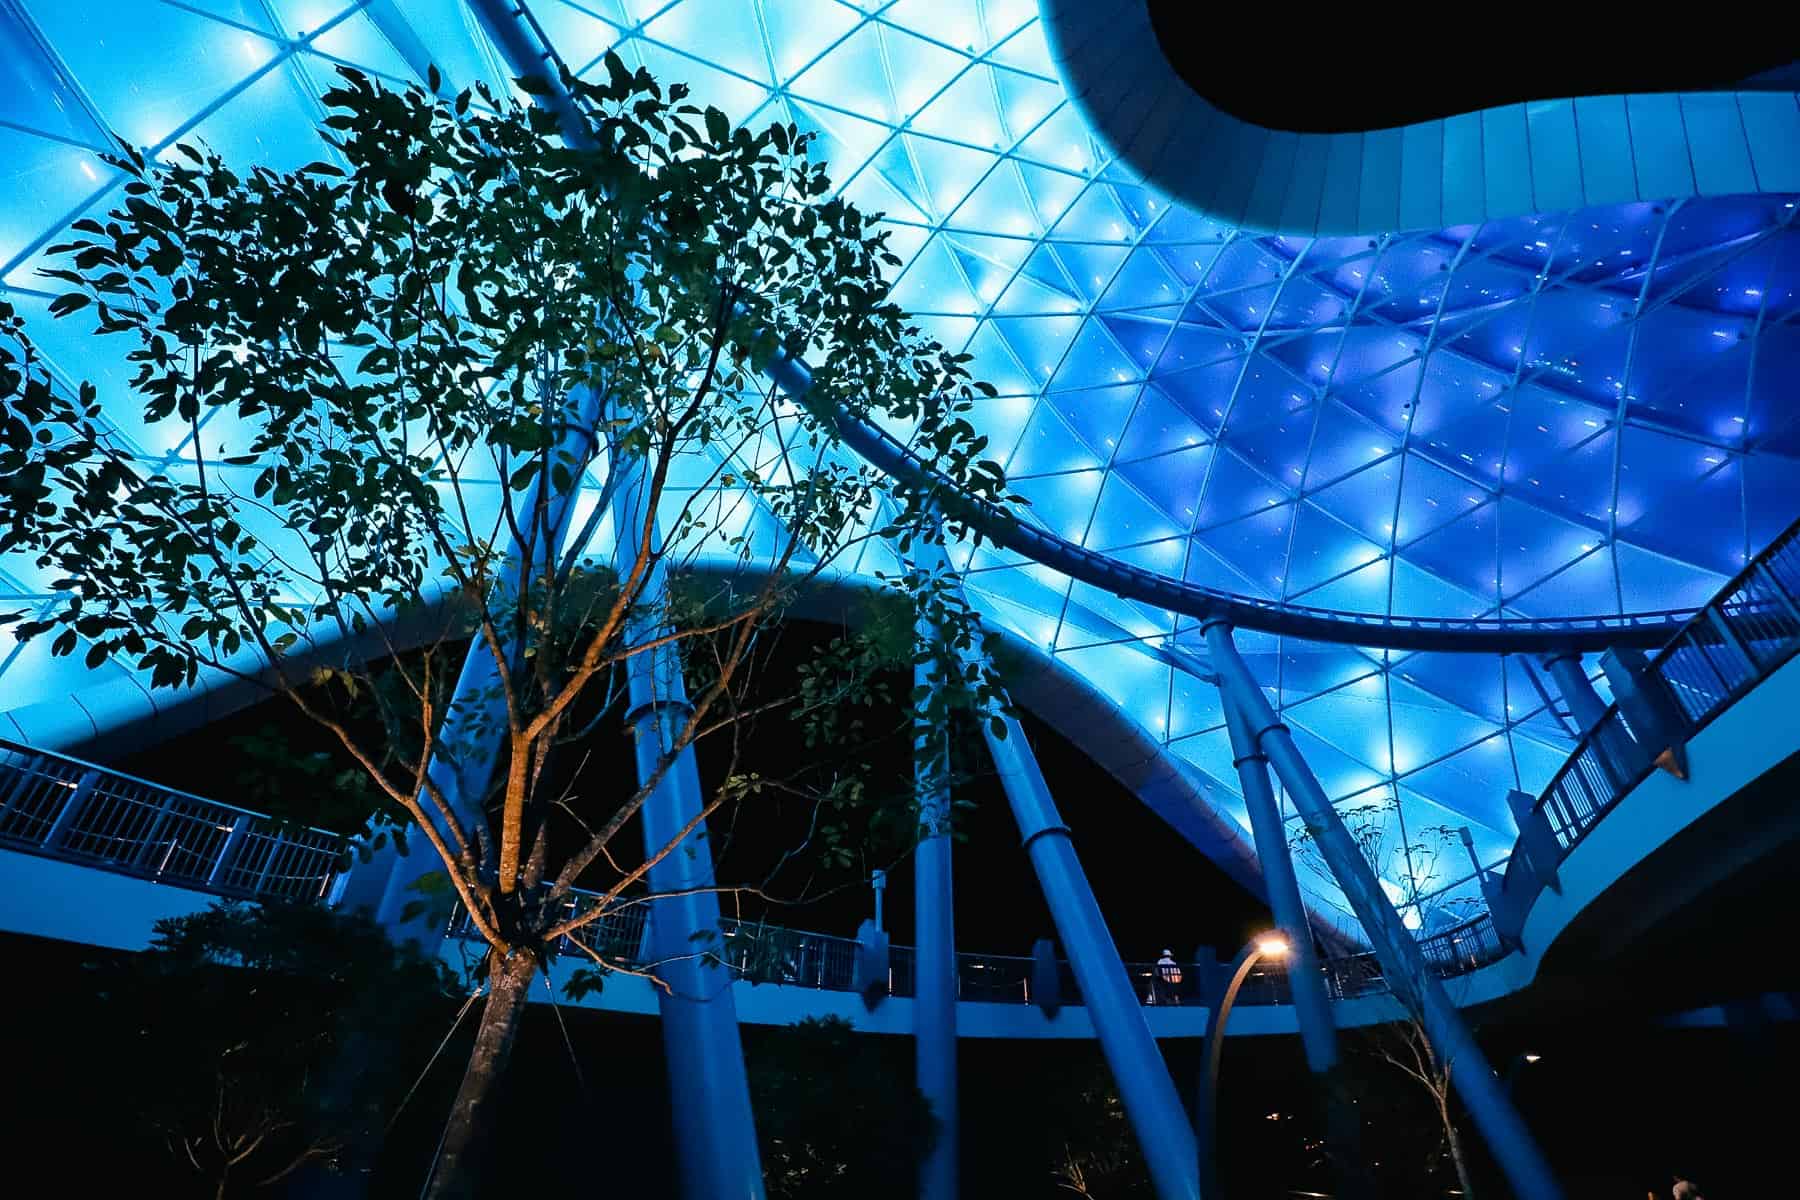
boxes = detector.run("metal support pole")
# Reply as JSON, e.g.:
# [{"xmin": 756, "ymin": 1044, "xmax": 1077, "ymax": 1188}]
[
  {"xmin": 613, "ymin": 455, "xmax": 765, "ymax": 1200},
  {"xmin": 914, "ymin": 651, "xmax": 958, "ymax": 1199},
  {"xmin": 1540, "ymin": 651, "xmax": 1609, "ymax": 733},
  {"xmin": 1220, "ymin": 700, "xmax": 1339, "ymax": 1075},
  {"xmin": 1200, "ymin": 941, "xmax": 1276, "ymax": 1198},
  {"xmin": 1220, "ymin": 699, "xmax": 1369, "ymax": 1197},
  {"xmin": 1205, "ymin": 621, "xmax": 1563, "ymax": 1200},
  {"xmin": 980, "ymin": 709, "xmax": 1201, "ymax": 1200},
  {"xmin": 872, "ymin": 868, "xmax": 886, "ymax": 932},
  {"xmin": 42, "ymin": 769, "xmax": 99, "ymax": 850},
  {"xmin": 207, "ymin": 815, "xmax": 249, "ymax": 887},
  {"xmin": 1542, "ymin": 649, "xmax": 1640, "ymax": 789}
]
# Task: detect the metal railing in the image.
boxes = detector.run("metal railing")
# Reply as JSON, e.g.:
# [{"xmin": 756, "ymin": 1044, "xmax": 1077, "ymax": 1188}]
[
  {"xmin": 717, "ymin": 918, "xmax": 861, "ymax": 991},
  {"xmin": 1530, "ymin": 521, "xmax": 1800, "ymax": 856},
  {"xmin": 16, "ymin": 518, "xmax": 1800, "ymax": 1019},
  {"xmin": 462, "ymin": 883, "xmax": 1504, "ymax": 1012},
  {"xmin": 0, "ymin": 738, "xmax": 342, "ymax": 902}
]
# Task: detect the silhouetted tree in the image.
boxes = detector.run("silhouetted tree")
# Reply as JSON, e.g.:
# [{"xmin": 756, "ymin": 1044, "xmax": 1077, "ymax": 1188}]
[
  {"xmin": 1, "ymin": 52, "xmax": 1012, "ymax": 1199},
  {"xmin": 91, "ymin": 902, "xmax": 456, "ymax": 1199},
  {"xmin": 749, "ymin": 1017, "xmax": 937, "ymax": 1197}
]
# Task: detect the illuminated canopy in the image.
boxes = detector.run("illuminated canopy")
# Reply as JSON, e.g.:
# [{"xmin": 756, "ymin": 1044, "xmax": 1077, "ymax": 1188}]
[{"xmin": 2, "ymin": 0, "xmax": 1797, "ymax": 932}]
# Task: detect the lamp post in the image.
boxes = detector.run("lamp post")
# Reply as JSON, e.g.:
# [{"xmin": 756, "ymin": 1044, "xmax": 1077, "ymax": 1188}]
[
  {"xmin": 1200, "ymin": 933, "xmax": 1290, "ymax": 1195},
  {"xmin": 1503, "ymin": 1052, "xmax": 1542, "ymax": 1098}
]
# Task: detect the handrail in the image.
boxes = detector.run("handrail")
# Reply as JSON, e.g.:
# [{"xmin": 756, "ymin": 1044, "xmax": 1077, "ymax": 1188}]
[
  {"xmin": 444, "ymin": 886, "xmax": 1502, "ymax": 1010},
  {"xmin": 13, "ymin": 508, "xmax": 1800, "ymax": 1015},
  {"xmin": 1527, "ymin": 518, "xmax": 1800, "ymax": 855},
  {"xmin": 0, "ymin": 737, "xmax": 342, "ymax": 903}
]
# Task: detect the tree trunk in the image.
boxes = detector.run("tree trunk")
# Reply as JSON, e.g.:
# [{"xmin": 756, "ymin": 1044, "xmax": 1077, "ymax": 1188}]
[
  {"xmin": 423, "ymin": 949, "xmax": 537, "ymax": 1200},
  {"xmin": 1443, "ymin": 1109, "xmax": 1477, "ymax": 1200}
]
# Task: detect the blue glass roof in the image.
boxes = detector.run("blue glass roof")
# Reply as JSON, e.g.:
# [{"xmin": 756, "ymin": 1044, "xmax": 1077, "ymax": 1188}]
[{"xmin": 3, "ymin": 0, "xmax": 1798, "ymax": 934}]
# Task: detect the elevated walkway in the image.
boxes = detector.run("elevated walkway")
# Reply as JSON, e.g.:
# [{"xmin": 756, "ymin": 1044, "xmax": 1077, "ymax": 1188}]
[{"xmin": 5, "ymin": 522, "xmax": 1800, "ymax": 1037}]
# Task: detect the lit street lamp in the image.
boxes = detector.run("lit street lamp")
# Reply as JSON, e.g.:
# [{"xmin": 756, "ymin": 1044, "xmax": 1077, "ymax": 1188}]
[
  {"xmin": 1503, "ymin": 1051, "xmax": 1542, "ymax": 1097},
  {"xmin": 1199, "ymin": 933, "xmax": 1291, "ymax": 1195}
]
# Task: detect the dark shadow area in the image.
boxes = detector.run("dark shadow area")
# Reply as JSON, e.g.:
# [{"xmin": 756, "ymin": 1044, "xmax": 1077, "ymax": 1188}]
[
  {"xmin": 1529, "ymin": 745, "xmax": 1800, "ymax": 1015},
  {"xmin": 3, "ymin": 921, "xmax": 1795, "ymax": 1196},
  {"xmin": 1147, "ymin": 6, "xmax": 1798, "ymax": 134}
]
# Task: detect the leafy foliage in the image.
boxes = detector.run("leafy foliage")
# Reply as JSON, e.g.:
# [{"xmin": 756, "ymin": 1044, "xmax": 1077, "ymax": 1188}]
[
  {"xmin": 1, "ymin": 55, "xmax": 1008, "ymax": 950},
  {"xmin": 0, "ymin": 56, "xmax": 1016, "ymax": 1196},
  {"xmin": 88, "ymin": 902, "xmax": 458, "ymax": 1197},
  {"xmin": 749, "ymin": 1017, "xmax": 938, "ymax": 1199}
]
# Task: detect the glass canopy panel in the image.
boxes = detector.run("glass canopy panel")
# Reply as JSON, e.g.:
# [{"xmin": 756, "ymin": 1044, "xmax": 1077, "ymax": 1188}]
[{"xmin": 1, "ymin": 0, "xmax": 1797, "ymax": 943}]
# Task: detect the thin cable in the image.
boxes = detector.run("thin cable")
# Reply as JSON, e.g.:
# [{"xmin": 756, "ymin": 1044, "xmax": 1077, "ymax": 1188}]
[
  {"xmin": 541, "ymin": 961, "xmax": 594, "ymax": 1106},
  {"xmin": 386, "ymin": 983, "xmax": 486, "ymax": 1135},
  {"xmin": 416, "ymin": 1118, "xmax": 451, "ymax": 1200}
]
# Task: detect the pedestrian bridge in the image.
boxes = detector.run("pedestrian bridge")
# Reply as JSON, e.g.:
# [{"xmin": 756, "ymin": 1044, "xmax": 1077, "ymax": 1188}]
[{"xmin": 6, "ymin": 517, "xmax": 1800, "ymax": 1039}]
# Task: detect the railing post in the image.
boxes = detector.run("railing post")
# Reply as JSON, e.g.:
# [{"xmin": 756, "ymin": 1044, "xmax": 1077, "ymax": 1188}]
[
  {"xmin": 1600, "ymin": 647, "xmax": 1690, "ymax": 779},
  {"xmin": 1206, "ymin": 622, "xmax": 1563, "ymax": 1200},
  {"xmin": 207, "ymin": 815, "xmax": 249, "ymax": 887},
  {"xmin": 1031, "ymin": 939, "xmax": 1063, "ymax": 1018},
  {"xmin": 1505, "ymin": 789, "xmax": 1563, "ymax": 896},
  {"xmin": 133, "ymin": 794, "xmax": 179, "ymax": 869},
  {"xmin": 634, "ymin": 906, "xmax": 655, "ymax": 964},
  {"xmin": 41, "ymin": 769, "xmax": 101, "ymax": 851},
  {"xmin": 853, "ymin": 918, "xmax": 890, "ymax": 1009},
  {"xmin": 1705, "ymin": 604, "xmax": 1759, "ymax": 672}
]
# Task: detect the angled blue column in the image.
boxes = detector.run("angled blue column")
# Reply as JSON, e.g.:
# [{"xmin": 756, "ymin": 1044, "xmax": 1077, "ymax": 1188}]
[
  {"xmin": 1218, "ymin": 693, "xmax": 1368, "ymax": 1198},
  {"xmin": 1541, "ymin": 651, "xmax": 1609, "ymax": 732},
  {"xmin": 980, "ymin": 707, "xmax": 1201, "ymax": 1200},
  {"xmin": 1542, "ymin": 650, "xmax": 1647, "ymax": 786},
  {"xmin": 1218, "ymin": 698, "xmax": 1338, "ymax": 1076},
  {"xmin": 1205, "ymin": 621, "xmax": 1562, "ymax": 1200},
  {"xmin": 758, "ymin": 175, "xmax": 1181, "ymax": 1197},
  {"xmin": 611, "ymin": 457, "xmax": 766, "ymax": 1200},
  {"xmin": 913, "ymin": 649, "xmax": 958, "ymax": 1199}
]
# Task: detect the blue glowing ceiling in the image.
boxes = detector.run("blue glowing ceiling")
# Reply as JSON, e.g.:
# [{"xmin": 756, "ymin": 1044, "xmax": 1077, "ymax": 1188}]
[{"xmin": 2, "ymin": 0, "xmax": 1798, "ymax": 929}]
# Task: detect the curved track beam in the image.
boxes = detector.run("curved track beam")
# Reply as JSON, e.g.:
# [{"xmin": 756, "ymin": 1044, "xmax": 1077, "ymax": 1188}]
[
  {"xmin": 812, "ymin": 380, "xmax": 1692, "ymax": 653},
  {"xmin": 1038, "ymin": 0, "xmax": 1800, "ymax": 238}
]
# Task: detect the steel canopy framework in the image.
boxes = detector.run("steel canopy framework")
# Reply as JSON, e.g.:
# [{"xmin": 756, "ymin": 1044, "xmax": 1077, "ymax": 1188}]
[{"xmin": 3, "ymin": 0, "xmax": 1800, "ymax": 935}]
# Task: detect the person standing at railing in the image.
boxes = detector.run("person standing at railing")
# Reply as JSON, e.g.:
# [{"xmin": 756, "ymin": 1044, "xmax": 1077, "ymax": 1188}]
[{"xmin": 1153, "ymin": 949, "xmax": 1184, "ymax": 1005}]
